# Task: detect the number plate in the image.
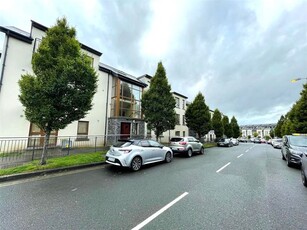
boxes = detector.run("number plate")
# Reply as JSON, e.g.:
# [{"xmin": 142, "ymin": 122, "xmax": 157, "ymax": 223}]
[{"xmin": 108, "ymin": 157, "xmax": 115, "ymax": 162}]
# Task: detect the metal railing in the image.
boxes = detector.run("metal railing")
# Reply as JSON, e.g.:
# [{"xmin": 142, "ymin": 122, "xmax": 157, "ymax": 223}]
[{"xmin": 0, "ymin": 135, "xmax": 109, "ymax": 168}]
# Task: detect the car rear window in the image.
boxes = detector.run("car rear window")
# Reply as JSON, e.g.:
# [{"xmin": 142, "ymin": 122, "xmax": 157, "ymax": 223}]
[{"xmin": 170, "ymin": 137, "xmax": 183, "ymax": 142}]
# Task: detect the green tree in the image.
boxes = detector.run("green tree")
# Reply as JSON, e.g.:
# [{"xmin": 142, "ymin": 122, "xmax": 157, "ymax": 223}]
[
  {"xmin": 230, "ymin": 116, "xmax": 240, "ymax": 138},
  {"xmin": 185, "ymin": 92, "xmax": 211, "ymax": 138},
  {"xmin": 289, "ymin": 84, "xmax": 307, "ymax": 133},
  {"xmin": 275, "ymin": 115, "xmax": 285, "ymax": 137},
  {"xmin": 253, "ymin": 132, "xmax": 258, "ymax": 137},
  {"xmin": 222, "ymin": 115, "xmax": 232, "ymax": 138},
  {"xmin": 18, "ymin": 18, "xmax": 98, "ymax": 165},
  {"xmin": 212, "ymin": 109, "xmax": 224, "ymax": 139},
  {"xmin": 141, "ymin": 62, "xmax": 176, "ymax": 141}
]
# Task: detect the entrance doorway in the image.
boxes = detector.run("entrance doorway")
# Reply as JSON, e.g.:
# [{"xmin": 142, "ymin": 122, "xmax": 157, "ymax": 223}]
[{"xmin": 120, "ymin": 122, "xmax": 131, "ymax": 139}]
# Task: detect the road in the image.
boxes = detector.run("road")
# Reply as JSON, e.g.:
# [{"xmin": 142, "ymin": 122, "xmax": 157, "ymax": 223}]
[{"xmin": 0, "ymin": 143, "xmax": 306, "ymax": 230}]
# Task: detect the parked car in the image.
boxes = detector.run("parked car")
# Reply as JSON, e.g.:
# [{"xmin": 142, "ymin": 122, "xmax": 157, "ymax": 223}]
[
  {"xmin": 272, "ymin": 138, "xmax": 282, "ymax": 148},
  {"xmin": 238, "ymin": 137, "xmax": 248, "ymax": 143},
  {"xmin": 281, "ymin": 134, "xmax": 307, "ymax": 167},
  {"xmin": 301, "ymin": 151, "xmax": 307, "ymax": 187},
  {"xmin": 169, "ymin": 136, "xmax": 204, "ymax": 157},
  {"xmin": 230, "ymin": 138, "xmax": 239, "ymax": 146},
  {"xmin": 254, "ymin": 138, "xmax": 261, "ymax": 144},
  {"xmin": 217, "ymin": 138, "xmax": 233, "ymax": 147},
  {"xmin": 105, "ymin": 139, "xmax": 173, "ymax": 171}
]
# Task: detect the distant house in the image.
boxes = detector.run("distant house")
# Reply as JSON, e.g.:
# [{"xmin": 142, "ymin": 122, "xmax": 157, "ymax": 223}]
[
  {"xmin": 138, "ymin": 75, "xmax": 189, "ymax": 142},
  {"xmin": 240, "ymin": 124, "xmax": 276, "ymax": 138},
  {"xmin": 0, "ymin": 20, "xmax": 147, "ymax": 146}
]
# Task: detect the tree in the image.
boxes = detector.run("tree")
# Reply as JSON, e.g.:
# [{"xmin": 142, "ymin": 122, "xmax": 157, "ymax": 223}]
[
  {"xmin": 274, "ymin": 115, "xmax": 285, "ymax": 137},
  {"xmin": 185, "ymin": 92, "xmax": 211, "ymax": 139},
  {"xmin": 222, "ymin": 116, "xmax": 232, "ymax": 138},
  {"xmin": 141, "ymin": 62, "xmax": 176, "ymax": 141},
  {"xmin": 289, "ymin": 84, "xmax": 307, "ymax": 133},
  {"xmin": 253, "ymin": 132, "xmax": 258, "ymax": 137},
  {"xmin": 18, "ymin": 18, "xmax": 98, "ymax": 165},
  {"xmin": 230, "ymin": 116, "xmax": 240, "ymax": 138},
  {"xmin": 212, "ymin": 109, "xmax": 224, "ymax": 139}
]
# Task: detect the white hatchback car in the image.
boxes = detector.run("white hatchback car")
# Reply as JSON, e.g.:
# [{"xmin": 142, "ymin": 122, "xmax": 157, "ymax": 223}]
[{"xmin": 105, "ymin": 139, "xmax": 173, "ymax": 171}]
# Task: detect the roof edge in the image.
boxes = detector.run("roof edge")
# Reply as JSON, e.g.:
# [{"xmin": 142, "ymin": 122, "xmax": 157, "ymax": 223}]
[{"xmin": 0, "ymin": 26, "xmax": 33, "ymax": 44}]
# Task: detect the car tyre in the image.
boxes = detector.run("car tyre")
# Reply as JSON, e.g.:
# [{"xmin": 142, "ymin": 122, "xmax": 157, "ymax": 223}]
[
  {"xmin": 286, "ymin": 156, "xmax": 292, "ymax": 167},
  {"xmin": 282, "ymin": 153, "xmax": 286, "ymax": 160},
  {"xmin": 165, "ymin": 152, "xmax": 172, "ymax": 163},
  {"xmin": 199, "ymin": 147, "xmax": 204, "ymax": 155},
  {"xmin": 301, "ymin": 169, "xmax": 307, "ymax": 187},
  {"xmin": 187, "ymin": 148, "xmax": 192, "ymax": 158},
  {"xmin": 131, "ymin": 156, "xmax": 142, "ymax": 171}
]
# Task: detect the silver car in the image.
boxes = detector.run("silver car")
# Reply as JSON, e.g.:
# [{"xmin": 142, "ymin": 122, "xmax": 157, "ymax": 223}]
[
  {"xmin": 105, "ymin": 139, "xmax": 173, "ymax": 171},
  {"xmin": 169, "ymin": 136, "xmax": 204, "ymax": 157}
]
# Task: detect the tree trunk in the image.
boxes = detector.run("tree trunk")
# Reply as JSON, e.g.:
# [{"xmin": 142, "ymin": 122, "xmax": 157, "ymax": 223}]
[{"xmin": 40, "ymin": 132, "xmax": 50, "ymax": 165}]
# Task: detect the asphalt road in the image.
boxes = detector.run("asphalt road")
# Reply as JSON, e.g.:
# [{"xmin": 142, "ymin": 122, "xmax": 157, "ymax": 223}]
[{"xmin": 0, "ymin": 143, "xmax": 306, "ymax": 230}]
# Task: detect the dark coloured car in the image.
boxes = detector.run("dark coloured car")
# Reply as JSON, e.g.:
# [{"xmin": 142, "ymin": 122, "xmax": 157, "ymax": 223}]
[
  {"xmin": 169, "ymin": 136, "xmax": 204, "ymax": 157},
  {"xmin": 217, "ymin": 138, "xmax": 233, "ymax": 147},
  {"xmin": 301, "ymin": 151, "xmax": 307, "ymax": 187},
  {"xmin": 281, "ymin": 134, "xmax": 307, "ymax": 167}
]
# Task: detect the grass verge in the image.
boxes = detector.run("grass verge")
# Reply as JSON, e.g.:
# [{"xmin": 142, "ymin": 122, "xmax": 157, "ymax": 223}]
[
  {"xmin": 0, "ymin": 151, "xmax": 106, "ymax": 177},
  {"xmin": 204, "ymin": 142, "xmax": 217, "ymax": 148}
]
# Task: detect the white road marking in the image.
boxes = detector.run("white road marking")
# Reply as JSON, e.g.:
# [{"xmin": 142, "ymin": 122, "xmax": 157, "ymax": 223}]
[
  {"xmin": 237, "ymin": 154, "xmax": 243, "ymax": 158},
  {"xmin": 131, "ymin": 192, "xmax": 189, "ymax": 230},
  {"xmin": 245, "ymin": 150, "xmax": 249, "ymax": 153},
  {"xmin": 216, "ymin": 162, "xmax": 231, "ymax": 173}
]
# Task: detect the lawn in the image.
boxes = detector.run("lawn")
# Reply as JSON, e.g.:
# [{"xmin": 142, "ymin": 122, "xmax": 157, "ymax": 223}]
[{"xmin": 0, "ymin": 151, "xmax": 106, "ymax": 176}]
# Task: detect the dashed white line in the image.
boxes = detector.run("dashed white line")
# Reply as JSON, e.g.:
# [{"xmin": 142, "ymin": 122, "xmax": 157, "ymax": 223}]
[
  {"xmin": 216, "ymin": 162, "xmax": 231, "ymax": 173},
  {"xmin": 237, "ymin": 154, "xmax": 243, "ymax": 158},
  {"xmin": 131, "ymin": 192, "xmax": 189, "ymax": 230}
]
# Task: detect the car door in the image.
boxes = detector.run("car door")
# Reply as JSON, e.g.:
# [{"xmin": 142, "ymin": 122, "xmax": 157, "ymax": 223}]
[
  {"xmin": 139, "ymin": 140, "xmax": 153, "ymax": 164},
  {"xmin": 188, "ymin": 137, "xmax": 199, "ymax": 151},
  {"xmin": 148, "ymin": 140, "xmax": 165, "ymax": 161}
]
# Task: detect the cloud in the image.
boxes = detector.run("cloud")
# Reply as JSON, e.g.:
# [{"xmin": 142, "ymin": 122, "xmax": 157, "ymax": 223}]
[{"xmin": 1, "ymin": 0, "xmax": 307, "ymax": 126}]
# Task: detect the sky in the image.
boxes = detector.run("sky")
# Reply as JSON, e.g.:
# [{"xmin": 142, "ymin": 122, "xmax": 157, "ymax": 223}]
[{"xmin": 1, "ymin": 0, "xmax": 307, "ymax": 126}]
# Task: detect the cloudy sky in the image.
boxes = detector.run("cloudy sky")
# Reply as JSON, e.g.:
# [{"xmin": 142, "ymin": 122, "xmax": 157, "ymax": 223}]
[{"xmin": 1, "ymin": 0, "xmax": 307, "ymax": 125}]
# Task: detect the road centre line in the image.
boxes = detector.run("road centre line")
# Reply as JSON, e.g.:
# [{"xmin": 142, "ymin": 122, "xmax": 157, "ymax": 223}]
[
  {"xmin": 237, "ymin": 154, "xmax": 243, "ymax": 158},
  {"xmin": 216, "ymin": 162, "xmax": 231, "ymax": 173},
  {"xmin": 131, "ymin": 192, "xmax": 189, "ymax": 230}
]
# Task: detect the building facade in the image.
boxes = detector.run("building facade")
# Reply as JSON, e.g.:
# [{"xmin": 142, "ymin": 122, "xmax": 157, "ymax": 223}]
[
  {"xmin": 240, "ymin": 124, "xmax": 276, "ymax": 139},
  {"xmin": 0, "ymin": 20, "xmax": 147, "ymax": 146}
]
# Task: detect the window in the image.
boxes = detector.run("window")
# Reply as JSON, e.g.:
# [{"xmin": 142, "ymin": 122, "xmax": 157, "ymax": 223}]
[
  {"xmin": 182, "ymin": 115, "xmax": 186, "ymax": 125},
  {"xmin": 77, "ymin": 121, "xmax": 89, "ymax": 139},
  {"xmin": 183, "ymin": 131, "xmax": 186, "ymax": 137},
  {"xmin": 33, "ymin": 38, "xmax": 42, "ymax": 53},
  {"xmin": 111, "ymin": 79, "xmax": 142, "ymax": 119},
  {"xmin": 175, "ymin": 97, "xmax": 180, "ymax": 108},
  {"xmin": 175, "ymin": 131, "xmax": 180, "ymax": 136},
  {"xmin": 85, "ymin": 55, "xmax": 94, "ymax": 67},
  {"xmin": 28, "ymin": 123, "xmax": 58, "ymax": 147},
  {"xmin": 176, "ymin": 114, "xmax": 180, "ymax": 125},
  {"xmin": 182, "ymin": 99, "xmax": 185, "ymax": 110}
]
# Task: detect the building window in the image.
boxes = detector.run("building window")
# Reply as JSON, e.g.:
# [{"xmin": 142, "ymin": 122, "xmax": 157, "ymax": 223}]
[
  {"xmin": 175, "ymin": 131, "xmax": 180, "ymax": 136},
  {"xmin": 183, "ymin": 131, "xmax": 186, "ymax": 137},
  {"xmin": 33, "ymin": 38, "xmax": 42, "ymax": 53},
  {"xmin": 182, "ymin": 115, "xmax": 186, "ymax": 125},
  {"xmin": 176, "ymin": 114, "xmax": 180, "ymax": 125},
  {"xmin": 111, "ymin": 79, "xmax": 142, "ymax": 119},
  {"xmin": 175, "ymin": 97, "xmax": 180, "ymax": 108},
  {"xmin": 182, "ymin": 99, "xmax": 185, "ymax": 110},
  {"xmin": 77, "ymin": 121, "xmax": 89, "ymax": 139},
  {"xmin": 28, "ymin": 123, "xmax": 58, "ymax": 147},
  {"xmin": 85, "ymin": 55, "xmax": 94, "ymax": 67}
]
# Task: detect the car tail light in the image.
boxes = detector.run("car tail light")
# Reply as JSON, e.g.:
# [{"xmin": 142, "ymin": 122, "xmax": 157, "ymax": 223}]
[
  {"xmin": 179, "ymin": 142, "xmax": 187, "ymax": 145},
  {"xmin": 119, "ymin": 149, "xmax": 132, "ymax": 154}
]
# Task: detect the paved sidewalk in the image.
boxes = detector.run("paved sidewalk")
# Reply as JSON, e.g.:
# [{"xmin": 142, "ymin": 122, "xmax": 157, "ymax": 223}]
[{"xmin": 0, "ymin": 162, "xmax": 105, "ymax": 183}]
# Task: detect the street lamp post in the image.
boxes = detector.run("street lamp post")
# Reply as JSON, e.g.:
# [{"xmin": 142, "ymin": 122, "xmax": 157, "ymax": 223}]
[{"xmin": 291, "ymin": 77, "xmax": 307, "ymax": 83}]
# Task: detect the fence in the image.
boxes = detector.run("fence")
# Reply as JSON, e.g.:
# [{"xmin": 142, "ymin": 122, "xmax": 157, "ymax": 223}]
[{"xmin": 0, "ymin": 135, "xmax": 118, "ymax": 169}]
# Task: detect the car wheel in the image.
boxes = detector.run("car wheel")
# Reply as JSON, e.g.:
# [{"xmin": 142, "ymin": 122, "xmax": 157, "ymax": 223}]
[
  {"xmin": 286, "ymin": 156, "xmax": 292, "ymax": 167},
  {"xmin": 165, "ymin": 152, "xmax": 172, "ymax": 163},
  {"xmin": 282, "ymin": 153, "xmax": 286, "ymax": 160},
  {"xmin": 187, "ymin": 148, "xmax": 192, "ymax": 158},
  {"xmin": 199, "ymin": 147, "xmax": 204, "ymax": 155},
  {"xmin": 301, "ymin": 169, "xmax": 307, "ymax": 187},
  {"xmin": 131, "ymin": 156, "xmax": 142, "ymax": 171}
]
